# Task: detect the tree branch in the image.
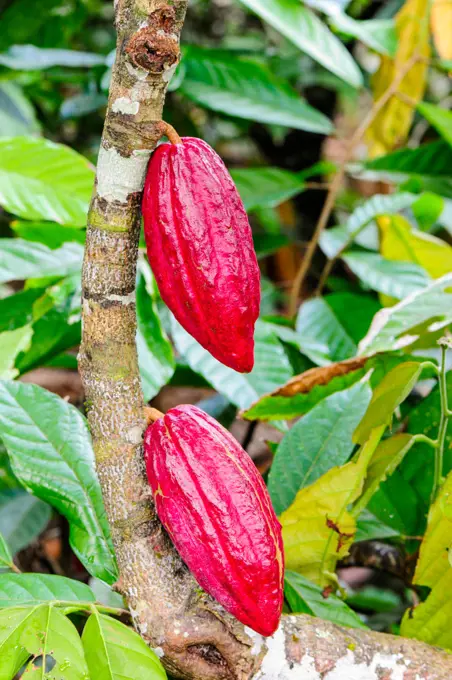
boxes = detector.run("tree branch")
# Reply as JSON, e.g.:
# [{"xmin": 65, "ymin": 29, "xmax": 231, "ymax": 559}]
[{"xmin": 79, "ymin": 5, "xmax": 452, "ymax": 678}]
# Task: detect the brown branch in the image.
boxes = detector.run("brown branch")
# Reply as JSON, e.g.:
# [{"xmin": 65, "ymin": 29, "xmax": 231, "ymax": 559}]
[
  {"xmin": 288, "ymin": 55, "xmax": 421, "ymax": 315},
  {"xmin": 78, "ymin": 8, "xmax": 452, "ymax": 677}
]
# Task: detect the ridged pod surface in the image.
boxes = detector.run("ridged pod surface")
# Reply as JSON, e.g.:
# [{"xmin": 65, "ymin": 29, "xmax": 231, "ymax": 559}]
[
  {"xmin": 144, "ymin": 404, "xmax": 284, "ymax": 636},
  {"xmin": 142, "ymin": 137, "xmax": 260, "ymax": 373}
]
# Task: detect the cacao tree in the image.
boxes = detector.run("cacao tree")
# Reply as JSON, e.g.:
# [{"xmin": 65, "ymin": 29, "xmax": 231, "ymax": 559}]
[{"xmin": 1, "ymin": 0, "xmax": 452, "ymax": 678}]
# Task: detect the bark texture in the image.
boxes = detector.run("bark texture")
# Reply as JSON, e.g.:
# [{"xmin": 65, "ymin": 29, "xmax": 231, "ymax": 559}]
[{"xmin": 79, "ymin": 1, "xmax": 452, "ymax": 678}]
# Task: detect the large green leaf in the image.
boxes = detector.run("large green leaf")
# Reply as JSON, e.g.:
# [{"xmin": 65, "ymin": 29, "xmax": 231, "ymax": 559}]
[
  {"xmin": 237, "ymin": 0, "xmax": 363, "ymax": 87},
  {"xmin": 0, "ymin": 82, "xmax": 40, "ymax": 137},
  {"xmin": 180, "ymin": 47, "xmax": 332, "ymax": 133},
  {"xmin": 0, "ymin": 288, "xmax": 45, "ymax": 333},
  {"xmin": 268, "ymin": 380, "xmax": 371, "ymax": 515},
  {"xmin": 417, "ymin": 101, "xmax": 452, "ymax": 148},
  {"xmin": 0, "ymin": 489, "xmax": 51, "ymax": 556},
  {"xmin": 353, "ymin": 433, "xmax": 415, "ymax": 515},
  {"xmin": 280, "ymin": 427, "xmax": 383, "ymax": 585},
  {"xmin": 363, "ymin": 140, "xmax": 452, "ymax": 179},
  {"xmin": 258, "ymin": 319, "xmax": 330, "ymax": 366},
  {"xmin": 296, "ymin": 293, "xmax": 380, "ymax": 362},
  {"xmin": 369, "ymin": 471, "xmax": 422, "ymax": 536},
  {"xmin": 0, "ymin": 45, "xmax": 106, "ymax": 70},
  {"xmin": 171, "ymin": 319, "xmax": 293, "ymax": 411},
  {"xmin": 320, "ymin": 192, "xmax": 417, "ymax": 258},
  {"xmin": 0, "ymin": 606, "xmax": 39, "ymax": 680},
  {"xmin": 0, "ymin": 326, "xmax": 33, "ymax": 379},
  {"xmin": 355, "ymin": 509, "xmax": 400, "ymax": 542},
  {"xmin": 0, "ymin": 0, "xmax": 65, "ymax": 50},
  {"xmin": 82, "ymin": 612, "xmax": 167, "ymax": 680},
  {"xmin": 353, "ymin": 362, "xmax": 423, "ymax": 444},
  {"xmin": 342, "ymin": 251, "xmax": 430, "ymax": 299},
  {"xmin": 230, "ymin": 167, "xmax": 305, "ymax": 211},
  {"xmin": 358, "ymin": 274, "xmax": 452, "ymax": 355},
  {"xmin": 0, "ymin": 239, "xmax": 83, "ymax": 283},
  {"xmin": 0, "ymin": 574, "xmax": 95, "ymax": 609},
  {"xmin": 0, "ymin": 381, "xmax": 118, "ymax": 584},
  {"xmin": 284, "ymin": 571, "xmax": 367, "ymax": 629},
  {"xmin": 0, "ymin": 137, "xmax": 94, "ymax": 225},
  {"xmin": 21, "ymin": 604, "xmax": 88, "ymax": 679},
  {"xmin": 11, "ymin": 221, "xmax": 86, "ymax": 250},
  {"xmin": 136, "ymin": 269, "xmax": 175, "ymax": 402},
  {"xmin": 400, "ymin": 471, "xmax": 452, "ymax": 648},
  {"xmin": 0, "ymin": 533, "xmax": 14, "ymax": 573}
]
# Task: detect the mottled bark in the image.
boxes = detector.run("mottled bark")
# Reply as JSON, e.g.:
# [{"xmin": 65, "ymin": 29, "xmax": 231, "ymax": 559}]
[{"xmin": 79, "ymin": 1, "xmax": 452, "ymax": 678}]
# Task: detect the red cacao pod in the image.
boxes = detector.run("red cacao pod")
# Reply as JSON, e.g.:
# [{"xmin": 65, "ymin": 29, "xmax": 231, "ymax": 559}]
[
  {"xmin": 144, "ymin": 404, "xmax": 284, "ymax": 636},
  {"xmin": 142, "ymin": 136, "xmax": 260, "ymax": 373}
]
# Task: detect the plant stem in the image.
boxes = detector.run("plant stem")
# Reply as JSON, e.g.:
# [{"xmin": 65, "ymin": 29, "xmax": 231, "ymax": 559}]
[
  {"xmin": 288, "ymin": 54, "xmax": 422, "ymax": 315},
  {"xmin": 430, "ymin": 344, "xmax": 450, "ymax": 505}
]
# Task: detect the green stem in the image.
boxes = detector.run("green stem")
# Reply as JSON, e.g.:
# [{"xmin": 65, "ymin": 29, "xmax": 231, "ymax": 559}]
[
  {"xmin": 412, "ymin": 433, "xmax": 438, "ymax": 448},
  {"xmin": 430, "ymin": 345, "xmax": 450, "ymax": 506}
]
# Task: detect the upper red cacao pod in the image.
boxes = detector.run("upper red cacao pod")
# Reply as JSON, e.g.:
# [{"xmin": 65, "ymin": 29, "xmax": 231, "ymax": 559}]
[
  {"xmin": 144, "ymin": 404, "xmax": 284, "ymax": 636},
  {"xmin": 142, "ymin": 136, "xmax": 260, "ymax": 373}
]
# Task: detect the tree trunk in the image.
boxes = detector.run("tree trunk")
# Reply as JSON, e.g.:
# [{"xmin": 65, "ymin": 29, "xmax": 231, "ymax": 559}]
[{"xmin": 78, "ymin": 1, "xmax": 452, "ymax": 678}]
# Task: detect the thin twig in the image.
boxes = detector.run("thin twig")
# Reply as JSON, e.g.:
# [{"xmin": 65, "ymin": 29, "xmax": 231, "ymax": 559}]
[
  {"xmin": 430, "ymin": 344, "xmax": 450, "ymax": 505},
  {"xmin": 288, "ymin": 54, "xmax": 422, "ymax": 315}
]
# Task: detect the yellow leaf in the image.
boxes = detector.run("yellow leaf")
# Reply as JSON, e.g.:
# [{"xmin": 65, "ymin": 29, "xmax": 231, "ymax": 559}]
[
  {"xmin": 400, "ymin": 472, "xmax": 452, "ymax": 649},
  {"xmin": 431, "ymin": 0, "xmax": 452, "ymax": 60},
  {"xmin": 367, "ymin": 0, "xmax": 430, "ymax": 157},
  {"xmin": 379, "ymin": 214, "xmax": 452, "ymax": 279},
  {"xmin": 280, "ymin": 427, "xmax": 384, "ymax": 586}
]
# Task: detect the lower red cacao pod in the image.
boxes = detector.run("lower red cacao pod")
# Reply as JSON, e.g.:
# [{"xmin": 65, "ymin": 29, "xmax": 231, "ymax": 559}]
[
  {"xmin": 142, "ymin": 133, "xmax": 260, "ymax": 373},
  {"xmin": 144, "ymin": 404, "xmax": 284, "ymax": 636}
]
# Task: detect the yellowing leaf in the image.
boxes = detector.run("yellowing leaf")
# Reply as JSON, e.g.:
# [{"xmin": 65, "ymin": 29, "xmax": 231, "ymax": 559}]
[
  {"xmin": 401, "ymin": 472, "xmax": 452, "ymax": 649},
  {"xmin": 379, "ymin": 214, "xmax": 452, "ymax": 280},
  {"xmin": 431, "ymin": 0, "xmax": 452, "ymax": 60},
  {"xmin": 280, "ymin": 427, "xmax": 384, "ymax": 586},
  {"xmin": 367, "ymin": 0, "xmax": 430, "ymax": 157}
]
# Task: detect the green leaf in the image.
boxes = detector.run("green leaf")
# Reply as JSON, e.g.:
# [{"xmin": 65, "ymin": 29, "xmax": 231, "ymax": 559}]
[
  {"xmin": 237, "ymin": 0, "xmax": 363, "ymax": 87},
  {"xmin": 0, "ymin": 0, "xmax": 66, "ymax": 50},
  {"xmin": 0, "ymin": 533, "xmax": 14, "ymax": 572},
  {"xmin": 0, "ymin": 325, "xmax": 33, "ymax": 379},
  {"xmin": 280, "ymin": 426, "xmax": 384, "ymax": 585},
  {"xmin": 355, "ymin": 509, "xmax": 400, "ymax": 542},
  {"xmin": 358, "ymin": 274, "xmax": 452, "ymax": 355},
  {"xmin": 320, "ymin": 192, "xmax": 417, "ymax": 258},
  {"xmin": 329, "ymin": 15, "xmax": 397, "ymax": 57},
  {"xmin": 296, "ymin": 293, "xmax": 380, "ymax": 362},
  {"xmin": 417, "ymin": 101, "xmax": 452, "ymax": 148},
  {"xmin": 400, "ymin": 471, "xmax": 452, "ymax": 648},
  {"xmin": 342, "ymin": 251, "xmax": 431, "ymax": 299},
  {"xmin": 353, "ymin": 433, "xmax": 415, "ymax": 515},
  {"xmin": 21, "ymin": 604, "xmax": 88, "ymax": 679},
  {"xmin": 402, "ymin": 372, "xmax": 452, "ymax": 505},
  {"xmin": 0, "ymin": 137, "xmax": 94, "ymax": 225},
  {"xmin": 363, "ymin": 140, "xmax": 452, "ymax": 179},
  {"xmin": 181, "ymin": 47, "xmax": 332, "ymax": 133},
  {"xmin": 136, "ymin": 269, "xmax": 175, "ymax": 402},
  {"xmin": 353, "ymin": 362, "xmax": 422, "ymax": 444},
  {"xmin": 0, "ymin": 381, "xmax": 118, "ymax": 584},
  {"xmin": 258, "ymin": 319, "xmax": 330, "ymax": 366},
  {"xmin": 0, "ymin": 574, "xmax": 95, "ymax": 609},
  {"xmin": 0, "ymin": 606, "xmax": 39, "ymax": 680},
  {"xmin": 0, "ymin": 489, "xmax": 51, "ymax": 556},
  {"xmin": 0, "ymin": 239, "xmax": 83, "ymax": 284},
  {"xmin": 0, "ymin": 82, "xmax": 40, "ymax": 138},
  {"xmin": 284, "ymin": 570, "xmax": 367, "ymax": 629},
  {"xmin": 82, "ymin": 612, "xmax": 167, "ymax": 680},
  {"xmin": 253, "ymin": 233, "xmax": 291, "ymax": 259},
  {"xmin": 0, "ymin": 44, "xmax": 106, "ymax": 70},
  {"xmin": 11, "ymin": 221, "xmax": 86, "ymax": 250},
  {"xmin": 369, "ymin": 471, "xmax": 421, "ymax": 536},
  {"xmin": 61, "ymin": 93, "xmax": 108, "ymax": 120},
  {"xmin": 268, "ymin": 381, "xmax": 372, "ymax": 515},
  {"xmin": 0, "ymin": 288, "xmax": 45, "ymax": 333},
  {"xmin": 171, "ymin": 318, "xmax": 293, "ymax": 411},
  {"xmin": 230, "ymin": 167, "xmax": 305, "ymax": 211},
  {"xmin": 379, "ymin": 214, "xmax": 452, "ymax": 279},
  {"xmin": 411, "ymin": 192, "xmax": 444, "ymax": 231}
]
